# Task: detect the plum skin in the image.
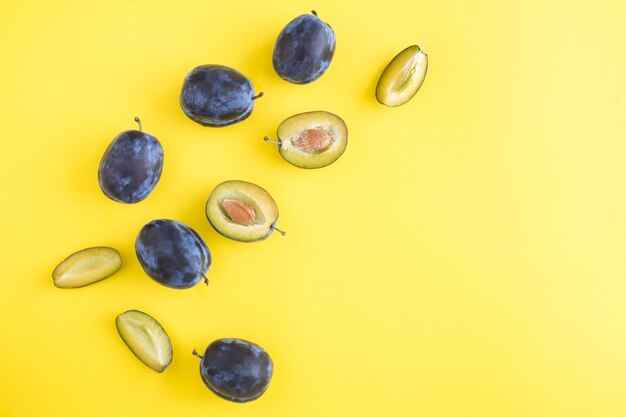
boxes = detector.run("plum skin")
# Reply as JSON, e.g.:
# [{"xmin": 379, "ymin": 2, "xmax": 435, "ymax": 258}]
[
  {"xmin": 273, "ymin": 13, "xmax": 336, "ymax": 84},
  {"xmin": 98, "ymin": 129, "xmax": 163, "ymax": 204},
  {"xmin": 135, "ymin": 219, "xmax": 211, "ymax": 289},
  {"xmin": 180, "ymin": 65, "xmax": 257, "ymax": 127},
  {"xmin": 199, "ymin": 338, "xmax": 273, "ymax": 403}
]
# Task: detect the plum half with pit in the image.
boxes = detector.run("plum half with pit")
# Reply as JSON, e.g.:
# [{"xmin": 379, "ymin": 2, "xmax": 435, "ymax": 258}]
[
  {"xmin": 180, "ymin": 65, "xmax": 263, "ymax": 127},
  {"xmin": 205, "ymin": 180, "xmax": 284, "ymax": 242},
  {"xmin": 135, "ymin": 219, "xmax": 211, "ymax": 289},
  {"xmin": 264, "ymin": 111, "xmax": 347, "ymax": 169},
  {"xmin": 272, "ymin": 11, "xmax": 336, "ymax": 84},
  {"xmin": 98, "ymin": 117, "xmax": 163, "ymax": 203},
  {"xmin": 193, "ymin": 338, "xmax": 273, "ymax": 403}
]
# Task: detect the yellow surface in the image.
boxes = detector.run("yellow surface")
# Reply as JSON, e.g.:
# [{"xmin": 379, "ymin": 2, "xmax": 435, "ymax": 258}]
[{"xmin": 1, "ymin": 0, "xmax": 625, "ymax": 415}]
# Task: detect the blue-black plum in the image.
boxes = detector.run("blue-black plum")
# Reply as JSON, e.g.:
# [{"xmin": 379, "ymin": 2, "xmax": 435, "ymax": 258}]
[
  {"xmin": 193, "ymin": 338, "xmax": 273, "ymax": 403},
  {"xmin": 98, "ymin": 118, "xmax": 163, "ymax": 203},
  {"xmin": 180, "ymin": 65, "xmax": 263, "ymax": 127},
  {"xmin": 135, "ymin": 219, "xmax": 211, "ymax": 289},
  {"xmin": 272, "ymin": 11, "xmax": 336, "ymax": 84}
]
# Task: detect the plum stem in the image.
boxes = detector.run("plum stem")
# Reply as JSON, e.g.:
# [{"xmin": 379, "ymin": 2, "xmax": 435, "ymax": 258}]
[
  {"xmin": 264, "ymin": 136, "xmax": 282, "ymax": 145},
  {"xmin": 252, "ymin": 92, "xmax": 264, "ymax": 100},
  {"xmin": 420, "ymin": 40, "xmax": 426, "ymax": 53},
  {"xmin": 201, "ymin": 272, "xmax": 209, "ymax": 286},
  {"xmin": 134, "ymin": 117, "xmax": 142, "ymax": 132},
  {"xmin": 192, "ymin": 349, "xmax": 203, "ymax": 359},
  {"xmin": 311, "ymin": 10, "xmax": 318, "ymax": 17},
  {"xmin": 271, "ymin": 225, "xmax": 286, "ymax": 236}
]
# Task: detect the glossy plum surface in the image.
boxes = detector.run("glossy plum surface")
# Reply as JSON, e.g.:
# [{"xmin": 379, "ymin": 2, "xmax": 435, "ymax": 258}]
[
  {"xmin": 180, "ymin": 65, "xmax": 259, "ymax": 127},
  {"xmin": 272, "ymin": 12, "xmax": 336, "ymax": 84},
  {"xmin": 135, "ymin": 219, "xmax": 211, "ymax": 289},
  {"xmin": 98, "ymin": 122, "xmax": 163, "ymax": 204},
  {"xmin": 198, "ymin": 338, "xmax": 273, "ymax": 403}
]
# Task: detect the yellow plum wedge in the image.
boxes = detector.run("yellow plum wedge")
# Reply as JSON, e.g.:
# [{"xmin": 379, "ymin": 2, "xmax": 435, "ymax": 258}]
[
  {"xmin": 115, "ymin": 310, "xmax": 173, "ymax": 373},
  {"xmin": 52, "ymin": 247, "xmax": 122, "ymax": 289},
  {"xmin": 376, "ymin": 44, "xmax": 428, "ymax": 107}
]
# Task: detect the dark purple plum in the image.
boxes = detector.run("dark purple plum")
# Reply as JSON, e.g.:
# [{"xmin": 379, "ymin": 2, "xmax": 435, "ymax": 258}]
[
  {"xmin": 180, "ymin": 65, "xmax": 263, "ymax": 127},
  {"xmin": 193, "ymin": 338, "xmax": 273, "ymax": 403},
  {"xmin": 272, "ymin": 11, "xmax": 336, "ymax": 84},
  {"xmin": 135, "ymin": 219, "xmax": 211, "ymax": 289},
  {"xmin": 98, "ymin": 118, "xmax": 163, "ymax": 203}
]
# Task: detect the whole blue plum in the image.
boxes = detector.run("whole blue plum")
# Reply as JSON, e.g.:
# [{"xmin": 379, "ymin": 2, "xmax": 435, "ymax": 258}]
[
  {"xmin": 180, "ymin": 65, "xmax": 263, "ymax": 127},
  {"xmin": 272, "ymin": 11, "xmax": 336, "ymax": 84},
  {"xmin": 193, "ymin": 338, "xmax": 273, "ymax": 403},
  {"xmin": 135, "ymin": 219, "xmax": 211, "ymax": 289},
  {"xmin": 98, "ymin": 118, "xmax": 163, "ymax": 204}
]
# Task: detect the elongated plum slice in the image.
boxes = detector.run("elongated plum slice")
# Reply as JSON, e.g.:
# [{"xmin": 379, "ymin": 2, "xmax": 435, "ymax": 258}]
[
  {"xmin": 376, "ymin": 44, "xmax": 428, "ymax": 107},
  {"xmin": 205, "ymin": 180, "xmax": 283, "ymax": 242},
  {"xmin": 116, "ymin": 310, "xmax": 172, "ymax": 373},
  {"xmin": 52, "ymin": 247, "xmax": 121, "ymax": 288},
  {"xmin": 265, "ymin": 111, "xmax": 347, "ymax": 169}
]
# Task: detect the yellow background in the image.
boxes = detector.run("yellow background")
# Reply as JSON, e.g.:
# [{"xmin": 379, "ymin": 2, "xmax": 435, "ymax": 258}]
[{"xmin": 1, "ymin": 0, "xmax": 625, "ymax": 415}]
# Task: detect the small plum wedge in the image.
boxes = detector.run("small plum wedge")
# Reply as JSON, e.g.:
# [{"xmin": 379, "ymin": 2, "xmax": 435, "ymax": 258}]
[
  {"xmin": 376, "ymin": 44, "xmax": 428, "ymax": 107},
  {"xmin": 52, "ymin": 247, "xmax": 121, "ymax": 288},
  {"xmin": 115, "ymin": 310, "xmax": 172, "ymax": 373}
]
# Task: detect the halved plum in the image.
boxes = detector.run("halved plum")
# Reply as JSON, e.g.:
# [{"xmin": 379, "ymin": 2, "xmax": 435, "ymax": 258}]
[
  {"xmin": 205, "ymin": 180, "xmax": 284, "ymax": 242},
  {"xmin": 376, "ymin": 44, "xmax": 428, "ymax": 107},
  {"xmin": 264, "ymin": 111, "xmax": 347, "ymax": 169}
]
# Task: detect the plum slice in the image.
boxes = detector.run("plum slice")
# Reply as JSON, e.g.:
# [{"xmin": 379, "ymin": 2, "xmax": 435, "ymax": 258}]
[
  {"xmin": 205, "ymin": 180, "xmax": 283, "ymax": 242},
  {"xmin": 115, "ymin": 310, "xmax": 172, "ymax": 373},
  {"xmin": 376, "ymin": 44, "xmax": 428, "ymax": 107},
  {"xmin": 52, "ymin": 247, "xmax": 121, "ymax": 289}
]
